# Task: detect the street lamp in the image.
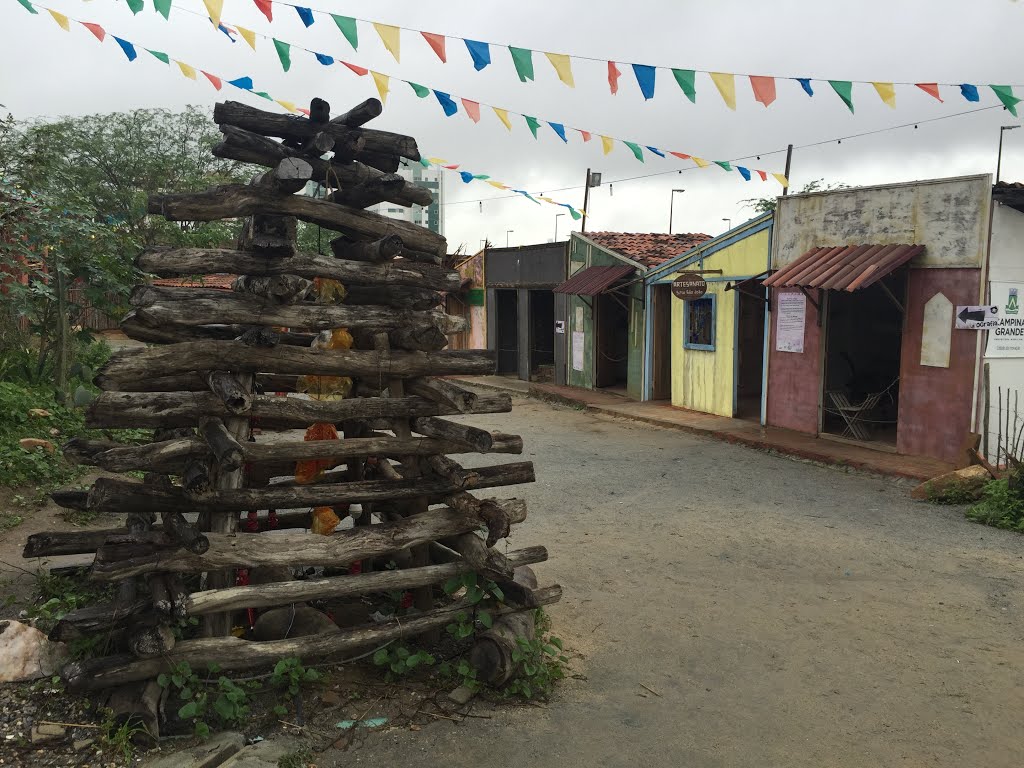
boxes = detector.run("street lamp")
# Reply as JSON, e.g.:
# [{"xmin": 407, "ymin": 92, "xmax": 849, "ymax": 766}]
[
  {"xmin": 722, "ymin": 218, "xmax": 732, "ymax": 231},
  {"xmin": 997, "ymin": 125, "xmax": 1020, "ymax": 183},
  {"xmin": 506, "ymin": 229, "xmax": 514, "ymax": 247},
  {"xmin": 554, "ymin": 213, "xmax": 565, "ymax": 242},
  {"xmin": 668, "ymin": 189, "xmax": 685, "ymax": 233}
]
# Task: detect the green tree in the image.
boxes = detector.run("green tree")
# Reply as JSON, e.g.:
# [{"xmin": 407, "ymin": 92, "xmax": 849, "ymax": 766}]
[{"xmin": 739, "ymin": 178, "xmax": 851, "ymax": 214}]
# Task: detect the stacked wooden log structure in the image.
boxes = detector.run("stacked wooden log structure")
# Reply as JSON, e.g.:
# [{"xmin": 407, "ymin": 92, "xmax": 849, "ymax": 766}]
[{"xmin": 26, "ymin": 97, "xmax": 559, "ymax": 706}]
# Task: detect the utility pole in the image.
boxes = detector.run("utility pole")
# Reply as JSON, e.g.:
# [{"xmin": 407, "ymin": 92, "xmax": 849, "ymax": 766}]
[
  {"xmin": 997, "ymin": 125, "xmax": 1020, "ymax": 183},
  {"xmin": 782, "ymin": 144, "xmax": 793, "ymax": 196},
  {"xmin": 581, "ymin": 167, "xmax": 592, "ymax": 233}
]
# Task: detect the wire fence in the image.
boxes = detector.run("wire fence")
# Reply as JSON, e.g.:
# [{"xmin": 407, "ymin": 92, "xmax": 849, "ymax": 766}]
[{"xmin": 982, "ymin": 385, "xmax": 1023, "ymax": 469}]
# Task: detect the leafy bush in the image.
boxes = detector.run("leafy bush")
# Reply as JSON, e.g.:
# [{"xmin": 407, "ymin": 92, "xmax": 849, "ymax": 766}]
[
  {"xmin": 0, "ymin": 381, "xmax": 87, "ymax": 490},
  {"xmin": 966, "ymin": 479, "xmax": 1024, "ymax": 531}
]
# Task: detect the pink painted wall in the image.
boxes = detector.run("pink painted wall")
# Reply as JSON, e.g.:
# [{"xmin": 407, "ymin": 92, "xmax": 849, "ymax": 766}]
[
  {"xmin": 896, "ymin": 268, "xmax": 980, "ymax": 463},
  {"xmin": 766, "ymin": 286, "xmax": 823, "ymax": 435}
]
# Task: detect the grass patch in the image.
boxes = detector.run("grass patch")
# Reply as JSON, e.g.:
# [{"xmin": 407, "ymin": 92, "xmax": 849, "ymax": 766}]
[{"xmin": 966, "ymin": 478, "xmax": 1024, "ymax": 531}]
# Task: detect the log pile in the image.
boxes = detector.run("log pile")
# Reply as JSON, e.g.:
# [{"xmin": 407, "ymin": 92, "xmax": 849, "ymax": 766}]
[{"xmin": 27, "ymin": 98, "xmax": 559, "ymax": 709}]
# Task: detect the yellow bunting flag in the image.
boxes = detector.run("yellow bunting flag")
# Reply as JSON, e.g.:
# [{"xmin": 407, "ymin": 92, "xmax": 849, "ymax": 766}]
[
  {"xmin": 544, "ymin": 52, "xmax": 575, "ymax": 87},
  {"xmin": 373, "ymin": 23, "xmax": 401, "ymax": 62},
  {"xmin": 872, "ymin": 81, "xmax": 896, "ymax": 108},
  {"xmin": 538, "ymin": 196, "xmax": 554, "ymax": 203},
  {"xmin": 772, "ymin": 173, "xmax": 790, "ymax": 188},
  {"xmin": 236, "ymin": 26, "xmax": 257, "ymax": 50},
  {"xmin": 427, "ymin": 157, "xmax": 447, "ymax": 164},
  {"xmin": 492, "ymin": 107, "xmax": 512, "ymax": 131},
  {"xmin": 692, "ymin": 156, "xmax": 709, "ymax": 168},
  {"xmin": 203, "ymin": 0, "xmax": 223, "ymax": 28},
  {"xmin": 371, "ymin": 71, "xmax": 390, "ymax": 104},
  {"xmin": 487, "ymin": 180, "xmax": 509, "ymax": 189},
  {"xmin": 710, "ymin": 72, "xmax": 736, "ymax": 110},
  {"xmin": 276, "ymin": 100, "xmax": 297, "ymax": 112},
  {"xmin": 176, "ymin": 61, "xmax": 197, "ymax": 80},
  {"xmin": 47, "ymin": 9, "xmax": 70, "ymax": 30},
  {"xmin": 600, "ymin": 135, "xmax": 614, "ymax": 155}
]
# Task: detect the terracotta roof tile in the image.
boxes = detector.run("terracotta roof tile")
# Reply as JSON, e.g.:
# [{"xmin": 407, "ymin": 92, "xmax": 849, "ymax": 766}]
[
  {"xmin": 151, "ymin": 274, "xmax": 236, "ymax": 290},
  {"xmin": 585, "ymin": 231, "xmax": 711, "ymax": 269}
]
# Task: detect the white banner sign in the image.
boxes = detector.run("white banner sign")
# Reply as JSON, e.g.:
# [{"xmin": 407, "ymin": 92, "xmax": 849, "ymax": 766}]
[
  {"xmin": 775, "ymin": 292, "xmax": 806, "ymax": 353},
  {"xmin": 986, "ymin": 282, "xmax": 1024, "ymax": 358},
  {"xmin": 571, "ymin": 331, "xmax": 585, "ymax": 371},
  {"xmin": 955, "ymin": 305, "xmax": 999, "ymax": 329}
]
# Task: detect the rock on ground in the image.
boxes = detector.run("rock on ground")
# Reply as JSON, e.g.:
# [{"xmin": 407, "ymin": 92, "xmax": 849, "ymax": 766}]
[
  {"xmin": 0, "ymin": 620, "xmax": 67, "ymax": 682},
  {"xmin": 142, "ymin": 731, "xmax": 244, "ymax": 768},
  {"xmin": 252, "ymin": 606, "xmax": 339, "ymax": 641},
  {"xmin": 911, "ymin": 464, "xmax": 992, "ymax": 501}
]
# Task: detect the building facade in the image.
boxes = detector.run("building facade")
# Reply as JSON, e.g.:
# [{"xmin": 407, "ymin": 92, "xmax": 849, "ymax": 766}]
[{"xmin": 368, "ymin": 163, "xmax": 444, "ymax": 235}]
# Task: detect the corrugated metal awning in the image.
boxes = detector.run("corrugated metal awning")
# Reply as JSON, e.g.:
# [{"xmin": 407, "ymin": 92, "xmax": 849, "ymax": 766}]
[
  {"xmin": 763, "ymin": 244, "xmax": 925, "ymax": 292},
  {"xmin": 553, "ymin": 264, "xmax": 635, "ymax": 296}
]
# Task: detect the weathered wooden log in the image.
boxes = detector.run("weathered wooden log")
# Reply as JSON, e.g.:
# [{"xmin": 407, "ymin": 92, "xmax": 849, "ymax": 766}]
[
  {"xmin": 207, "ymin": 371, "xmax": 253, "ymax": 414},
  {"xmin": 128, "ymin": 624, "xmax": 175, "ymax": 659},
  {"xmin": 200, "ymin": 418, "xmax": 244, "ymax": 471},
  {"xmin": 406, "ymin": 377, "xmax": 478, "ymax": 413},
  {"xmin": 137, "ymin": 247, "xmax": 458, "ymax": 291},
  {"xmin": 213, "ymin": 100, "xmax": 420, "ymax": 161},
  {"xmin": 167, "ymin": 576, "xmax": 188, "ymax": 619},
  {"xmin": 62, "ymin": 585, "xmax": 562, "ymax": 691},
  {"xmin": 300, "ymin": 131, "xmax": 334, "ymax": 156},
  {"xmin": 181, "ymin": 460, "xmax": 212, "ymax": 498},
  {"xmin": 447, "ymin": 491, "xmax": 514, "ymax": 548},
  {"xmin": 343, "ymin": 284, "xmax": 440, "ymax": 311},
  {"xmin": 330, "ymin": 174, "xmax": 410, "ymax": 209},
  {"xmin": 255, "ymin": 157, "xmax": 313, "ymax": 194},
  {"xmin": 96, "ymin": 343, "xmax": 495, "ymax": 389},
  {"xmin": 213, "ymin": 126, "xmax": 432, "ymax": 207},
  {"xmin": 86, "ymin": 391, "xmax": 510, "ymax": 430},
  {"xmin": 49, "ymin": 596, "xmax": 152, "ymax": 642},
  {"xmin": 330, "ymin": 98, "xmax": 383, "ymax": 127},
  {"xmin": 148, "ymin": 185, "xmax": 445, "ymax": 256},
  {"xmin": 121, "ymin": 313, "xmax": 316, "ymax": 349},
  {"xmin": 161, "ymin": 510, "xmax": 210, "ymax": 555},
  {"xmin": 231, "ymin": 274, "xmax": 312, "ymax": 304},
  {"xmin": 103, "ymin": 680, "xmax": 162, "ymax": 746},
  {"xmin": 238, "ymin": 211, "xmax": 297, "ymax": 257},
  {"xmin": 426, "ymin": 454, "xmax": 481, "ymax": 489},
  {"xmin": 440, "ymin": 532, "xmax": 514, "ymax": 579},
  {"xmin": 412, "ymin": 417, "xmax": 494, "ymax": 452},
  {"xmin": 470, "ymin": 567, "xmax": 541, "ymax": 685},
  {"xmin": 397, "ymin": 249, "xmax": 444, "ymax": 266},
  {"xmin": 329, "ymin": 234, "xmax": 403, "ymax": 263},
  {"xmin": 88, "ymin": 499, "xmax": 527, "ymax": 580},
  {"xmin": 129, "ymin": 286, "xmax": 463, "ymax": 335},
  {"xmin": 49, "ymin": 488, "xmax": 88, "ymax": 512},
  {"xmin": 307, "ymin": 97, "xmax": 331, "ymax": 125},
  {"xmin": 186, "ymin": 545, "xmax": 546, "ymax": 616},
  {"xmin": 86, "ymin": 464, "xmax": 533, "ymax": 517},
  {"xmin": 150, "ymin": 575, "xmax": 171, "ymax": 615}
]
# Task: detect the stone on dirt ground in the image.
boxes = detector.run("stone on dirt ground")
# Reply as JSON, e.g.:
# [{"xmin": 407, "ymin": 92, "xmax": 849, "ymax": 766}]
[
  {"xmin": 911, "ymin": 463, "xmax": 992, "ymax": 501},
  {"xmin": 142, "ymin": 731, "xmax": 244, "ymax": 768},
  {"xmin": 0, "ymin": 620, "xmax": 67, "ymax": 682}
]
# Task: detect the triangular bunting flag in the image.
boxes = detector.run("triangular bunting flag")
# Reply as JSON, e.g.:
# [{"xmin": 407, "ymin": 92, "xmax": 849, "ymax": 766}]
[
  {"xmin": 254, "ymin": 92, "xmax": 274, "ymax": 101},
  {"xmin": 487, "ymin": 180, "xmax": 508, "ymax": 189},
  {"xmin": 332, "ymin": 15, "xmax": 358, "ymax": 50},
  {"xmin": 297, "ymin": 108, "xmax": 310, "ymax": 116},
  {"xmin": 374, "ymin": 23, "xmax": 401, "ymax": 62},
  {"xmin": 147, "ymin": 49, "xmax": 170, "ymax": 64},
  {"xmin": 342, "ymin": 62, "xmax": 367, "ymax": 76},
  {"xmin": 15, "ymin": 0, "xmax": 38, "ymax": 14},
  {"xmin": 421, "ymin": 32, "xmax": 446, "ymax": 62},
  {"xmin": 276, "ymin": 100, "xmax": 297, "ymax": 112},
  {"xmin": 623, "ymin": 142, "xmax": 644, "ymax": 161},
  {"xmin": 81, "ymin": 22, "xmax": 106, "ymax": 42},
  {"xmin": 713, "ymin": 160, "xmax": 732, "ymax": 172},
  {"xmin": 113, "ymin": 37, "xmax": 137, "ymax": 61},
  {"xmin": 549, "ymin": 122, "xmax": 568, "ymax": 142},
  {"xmin": 202, "ymin": 71, "xmax": 222, "ymax": 90},
  {"xmin": 608, "ymin": 61, "xmax": 621, "ymax": 95},
  {"xmin": 672, "ymin": 69, "xmax": 697, "ymax": 103},
  {"xmin": 371, "ymin": 71, "xmax": 390, "ymax": 104},
  {"xmin": 409, "ymin": 82, "xmax": 430, "ymax": 98},
  {"xmin": 749, "ymin": 75, "xmax": 776, "ymax": 107},
  {"xmin": 461, "ymin": 99, "xmax": 481, "ymax": 123},
  {"xmin": 915, "ymin": 83, "xmax": 943, "ymax": 102},
  {"xmin": 737, "ymin": 166, "xmax": 752, "ymax": 181},
  {"xmin": 434, "ymin": 90, "xmax": 458, "ymax": 117},
  {"xmin": 545, "ymin": 52, "xmax": 574, "ymax": 87},
  {"xmin": 991, "ymin": 85, "xmax": 1021, "ymax": 117},
  {"xmin": 646, "ymin": 146, "xmax": 665, "ymax": 158},
  {"xmin": 459, "ymin": 171, "xmax": 474, "ymax": 183},
  {"xmin": 756, "ymin": 170, "xmax": 767, "ymax": 181},
  {"xmin": 273, "ymin": 39, "xmax": 291, "ymax": 71},
  {"xmin": 692, "ymin": 157, "xmax": 709, "ymax": 168},
  {"xmin": 669, "ymin": 151, "xmax": 690, "ymax": 160},
  {"xmin": 492, "ymin": 107, "xmax": 512, "ymax": 130},
  {"xmin": 253, "ymin": 0, "xmax": 273, "ymax": 22},
  {"xmin": 202, "ymin": 0, "xmax": 223, "ymax": 28},
  {"xmin": 228, "ymin": 76, "xmax": 254, "ymax": 90},
  {"xmin": 315, "ymin": 53, "xmax": 334, "ymax": 65},
  {"xmin": 47, "ymin": 9, "xmax": 69, "ymax": 30},
  {"xmin": 524, "ymin": 115, "xmax": 541, "ymax": 138},
  {"xmin": 960, "ymin": 83, "xmax": 980, "ymax": 102},
  {"xmin": 126, "ymin": 0, "xmax": 144, "ymax": 14},
  {"xmin": 177, "ymin": 61, "xmax": 197, "ymax": 79},
  {"xmin": 772, "ymin": 173, "xmax": 789, "ymax": 188},
  {"xmin": 294, "ymin": 6, "xmax": 315, "ymax": 27},
  {"xmin": 872, "ymin": 82, "xmax": 896, "ymax": 108},
  {"xmin": 509, "ymin": 47, "xmax": 534, "ymax": 82},
  {"xmin": 710, "ymin": 72, "xmax": 736, "ymax": 110},
  {"xmin": 237, "ymin": 27, "xmax": 257, "ymax": 50},
  {"xmin": 464, "ymin": 39, "xmax": 491, "ymax": 71},
  {"xmin": 580, "ymin": 130, "xmax": 592, "ymax": 142},
  {"xmin": 829, "ymin": 80, "xmax": 854, "ymax": 112},
  {"xmin": 796, "ymin": 78, "xmax": 814, "ymax": 97},
  {"xmin": 632, "ymin": 64, "xmax": 656, "ymax": 100},
  {"xmin": 600, "ymin": 135, "xmax": 614, "ymax": 155},
  {"xmin": 153, "ymin": 0, "xmax": 172, "ymax": 20}
]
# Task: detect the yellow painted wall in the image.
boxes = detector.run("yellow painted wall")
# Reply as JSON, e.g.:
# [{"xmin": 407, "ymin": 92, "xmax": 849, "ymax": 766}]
[{"xmin": 669, "ymin": 228, "xmax": 770, "ymax": 417}]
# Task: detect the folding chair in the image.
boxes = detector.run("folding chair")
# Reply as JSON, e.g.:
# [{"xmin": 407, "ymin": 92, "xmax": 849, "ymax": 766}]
[{"xmin": 826, "ymin": 378, "xmax": 899, "ymax": 441}]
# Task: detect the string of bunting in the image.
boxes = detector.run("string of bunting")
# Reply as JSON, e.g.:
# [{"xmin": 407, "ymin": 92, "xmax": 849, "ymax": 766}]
[
  {"xmin": 11, "ymin": 0, "xmax": 589, "ymax": 217},
  {"xmin": 85, "ymin": 0, "xmax": 1023, "ymax": 116},
  {"xmin": 78, "ymin": 0, "xmax": 788, "ymax": 185}
]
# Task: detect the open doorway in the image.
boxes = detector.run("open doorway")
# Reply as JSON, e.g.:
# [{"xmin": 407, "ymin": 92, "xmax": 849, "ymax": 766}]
[
  {"xmin": 822, "ymin": 270, "xmax": 906, "ymax": 445},
  {"xmin": 495, "ymin": 289, "xmax": 518, "ymax": 375},
  {"xmin": 735, "ymin": 289, "xmax": 766, "ymax": 420},
  {"xmin": 649, "ymin": 284, "xmax": 673, "ymax": 400},
  {"xmin": 529, "ymin": 290, "xmax": 555, "ymax": 382},
  {"xmin": 595, "ymin": 293, "xmax": 629, "ymax": 389}
]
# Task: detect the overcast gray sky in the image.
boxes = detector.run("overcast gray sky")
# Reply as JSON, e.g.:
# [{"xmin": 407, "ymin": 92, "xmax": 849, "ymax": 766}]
[{"xmin": 3, "ymin": 0, "xmax": 1024, "ymax": 250}]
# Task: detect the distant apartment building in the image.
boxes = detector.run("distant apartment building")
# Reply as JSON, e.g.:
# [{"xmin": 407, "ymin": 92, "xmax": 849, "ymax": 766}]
[{"xmin": 368, "ymin": 163, "xmax": 444, "ymax": 235}]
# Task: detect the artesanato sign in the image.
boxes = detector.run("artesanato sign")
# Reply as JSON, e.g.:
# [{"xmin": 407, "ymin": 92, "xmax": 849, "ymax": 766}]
[
  {"xmin": 986, "ymin": 282, "xmax": 1024, "ymax": 358},
  {"xmin": 671, "ymin": 272, "xmax": 708, "ymax": 300}
]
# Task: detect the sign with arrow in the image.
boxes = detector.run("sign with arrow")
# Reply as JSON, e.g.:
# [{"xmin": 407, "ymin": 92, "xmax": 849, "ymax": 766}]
[{"xmin": 955, "ymin": 305, "xmax": 999, "ymax": 329}]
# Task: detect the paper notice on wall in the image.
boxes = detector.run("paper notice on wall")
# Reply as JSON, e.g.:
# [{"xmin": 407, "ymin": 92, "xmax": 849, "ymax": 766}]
[
  {"xmin": 775, "ymin": 292, "xmax": 806, "ymax": 353},
  {"xmin": 572, "ymin": 331, "xmax": 584, "ymax": 371},
  {"xmin": 986, "ymin": 282, "xmax": 1024, "ymax": 358}
]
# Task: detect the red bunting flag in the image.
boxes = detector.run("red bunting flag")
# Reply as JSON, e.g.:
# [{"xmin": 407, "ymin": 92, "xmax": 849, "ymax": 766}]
[
  {"xmin": 201, "ymin": 71, "xmax": 222, "ymax": 90},
  {"xmin": 757, "ymin": 170, "xmax": 768, "ymax": 181},
  {"xmin": 252, "ymin": 0, "xmax": 272, "ymax": 22},
  {"xmin": 421, "ymin": 32, "xmax": 447, "ymax": 62},
  {"xmin": 749, "ymin": 75, "xmax": 777, "ymax": 107},
  {"xmin": 579, "ymin": 130, "xmax": 592, "ymax": 142},
  {"xmin": 442, "ymin": 164, "xmax": 460, "ymax": 169},
  {"xmin": 461, "ymin": 98, "xmax": 481, "ymax": 123},
  {"xmin": 80, "ymin": 22, "xmax": 106, "ymax": 41},
  {"xmin": 608, "ymin": 61, "xmax": 621, "ymax": 95},
  {"xmin": 669, "ymin": 151, "xmax": 691, "ymax": 160},
  {"xmin": 297, "ymin": 108, "xmax": 311, "ymax": 116},
  {"xmin": 343, "ymin": 62, "xmax": 368, "ymax": 76},
  {"xmin": 915, "ymin": 83, "xmax": 943, "ymax": 102}
]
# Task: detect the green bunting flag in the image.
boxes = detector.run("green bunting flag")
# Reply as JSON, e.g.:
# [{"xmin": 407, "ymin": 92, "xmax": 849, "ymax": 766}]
[
  {"xmin": 408, "ymin": 82, "xmax": 430, "ymax": 98},
  {"xmin": 990, "ymin": 85, "xmax": 1021, "ymax": 117},
  {"xmin": 16, "ymin": 0, "xmax": 38, "ymax": 14},
  {"xmin": 273, "ymin": 39, "xmax": 291, "ymax": 72},
  {"xmin": 509, "ymin": 47, "xmax": 535, "ymax": 82},
  {"xmin": 829, "ymin": 80, "xmax": 855, "ymax": 113},
  {"xmin": 146, "ymin": 49, "xmax": 170, "ymax": 64},
  {"xmin": 714, "ymin": 160, "xmax": 733, "ymax": 171},
  {"xmin": 672, "ymin": 69, "xmax": 696, "ymax": 103},
  {"xmin": 126, "ymin": 0, "xmax": 144, "ymax": 14},
  {"xmin": 153, "ymin": 0, "xmax": 172, "ymax": 20},
  {"xmin": 623, "ymin": 141, "xmax": 644, "ymax": 161},
  {"xmin": 332, "ymin": 15, "xmax": 358, "ymax": 50},
  {"xmin": 524, "ymin": 115, "xmax": 541, "ymax": 138}
]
